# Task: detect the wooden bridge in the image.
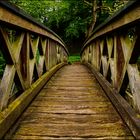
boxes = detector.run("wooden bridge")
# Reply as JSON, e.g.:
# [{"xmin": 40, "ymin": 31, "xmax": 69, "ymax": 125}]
[{"xmin": 0, "ymin": 1, "xmax": 140, "ymax": 139}]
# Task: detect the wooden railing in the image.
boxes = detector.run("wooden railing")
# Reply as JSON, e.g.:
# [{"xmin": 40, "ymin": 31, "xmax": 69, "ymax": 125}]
[
  {"xmin": 81, "ymin": 0, "xmax": 140, "ymax": 138},
  {"xmin": 0, "ymin": 1, "xmax": 68, "ymax": 111},
  {"xmin": 0, "ymin": 2, "xmax": 68, "ymax": 138}
]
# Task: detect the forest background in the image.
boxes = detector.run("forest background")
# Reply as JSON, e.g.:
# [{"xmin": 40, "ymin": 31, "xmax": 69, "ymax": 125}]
[{"xmin": 9, "ymin": 0, "xmax": 129, "ymax": 54}]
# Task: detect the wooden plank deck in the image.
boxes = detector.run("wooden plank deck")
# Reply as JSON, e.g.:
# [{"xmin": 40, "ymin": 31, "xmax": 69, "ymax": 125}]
[{"xmin": 10, "ymin": 64, "xmax": 134, "ymax": 139}]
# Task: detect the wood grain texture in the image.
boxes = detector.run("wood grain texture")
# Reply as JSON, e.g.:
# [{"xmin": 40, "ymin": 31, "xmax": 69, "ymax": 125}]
[{"xmin": 9, "ymin": 64, "xmax": 134, "ymax": 139}]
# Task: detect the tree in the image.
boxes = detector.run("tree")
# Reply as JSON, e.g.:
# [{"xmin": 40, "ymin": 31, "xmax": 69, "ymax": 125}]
[
  {"xmin": 85, "ymin": 0, "xmax": 130, "ymax": 37},
  {"xmin": 9, "ymin": 0, "xmax": 129, "ymax": 54},
  {"xmin": 9, "ymin": 0, "xmax": 92, "ymax": 54},
  {"xmin": 85, "ymin": 0, "xmax": 97, "ymax": 37}
]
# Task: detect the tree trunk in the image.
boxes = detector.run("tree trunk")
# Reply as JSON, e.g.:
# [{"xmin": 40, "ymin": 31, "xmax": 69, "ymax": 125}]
[{"xmin": 86, "ymin": 0, "xmax": 97, "ymax": 38}]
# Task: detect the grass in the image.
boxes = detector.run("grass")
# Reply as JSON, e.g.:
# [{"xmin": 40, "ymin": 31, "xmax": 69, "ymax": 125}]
[{"xmin": 68, "ymin": 55, "xmax": 81, "ymax": 64}]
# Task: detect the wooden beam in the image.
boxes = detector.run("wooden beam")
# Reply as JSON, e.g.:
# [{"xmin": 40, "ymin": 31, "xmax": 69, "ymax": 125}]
[
  {"xmin": 0, "ymin": 65, "xmax": 15, "ymax": 110},
  {"xmin": 12, "ymin": 33, "xmax": 25, "ymax": 62},
  {"xmin": 127, "ymin": 64, "xmax": 140, "ymax": 112}
]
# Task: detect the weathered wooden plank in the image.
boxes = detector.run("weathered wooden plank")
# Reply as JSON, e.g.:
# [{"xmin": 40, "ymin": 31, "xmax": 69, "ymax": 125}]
[
  {"xmin": 0, "ymin": 65, "xmax": 15, "ymax": 110},
  {"xmin": 47, "ymin": 80, "xmax": 95, "ymax": 86},
  {"xmin": 101, "ymin": 56, "xmax": 108, "ymax": 77},
  {"xmin": 25, "ymin": 104, "xmax": 116, "ymax": 114},
  {"xmin": 12, "ymin": 135, "xmax": 135, "ymax": 140},
  {"xmin": 49, "ymin": 80, "xmax": 95, "ymax": 85},
  {"xmin": 41, "ymin": 38, "xmax": 47, "ymax": 55},
  {"xmin": 13, "ymin": 123, "xmax": 132, "ymax": 137},
  {"xmin": 12, "ymin": 33, "xmax": 25, "ymax": 62},
  {"xmin": 20, "ymin": 113, "xmax": 120, "ymax": 124},
  {"xmin": 9, "ymin": 64, "xmax": 134, "ymax": 139},
  {"xmin": 37, "ymin": 92, "xmax": 108, "ymax": 102},
  {"xmin": 34, "ymin": 95, "xmax": 108, "ymax": 102},
  {"xmin": 127, "ymin": 64, "xmax": 140, "ymax": 112},
  {"xmin": 29, "ymin": 59, "xmax": 35, "ymax": 84},
  {"xmin": 29, "ymin": 101, "xmax": 111, "ymax": 107},
  {"xmin": 36, "ymin": 56, "xmax": 44, "ymax": 77},
  {"xmin": 23, "ymin": 33, "xmax": 30, "ymax": 88},
  {"xmin": 37, "ymin": 91, "xmax": 108, "ymax": 98}
]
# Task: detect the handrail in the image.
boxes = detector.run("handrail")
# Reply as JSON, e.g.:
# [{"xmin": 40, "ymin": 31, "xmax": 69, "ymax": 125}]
[
  {"xmin": 81, "ymin": 0, "xmax": 140, "ymax": 138},
  {"xmin": 0, "ymin": 1, "xmax": 69, "ymax": 111},
  {"xmin": 0, "ymin": 1, "xmax": 69, "ymax": 54},
  {"xmin": 81, "ymin": 0, "xmax": 138, "ymax": 53}
]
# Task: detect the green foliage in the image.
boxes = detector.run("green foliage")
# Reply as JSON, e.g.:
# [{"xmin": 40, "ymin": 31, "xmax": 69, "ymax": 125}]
[
  {"xmin": 9, "ymin": 0, "xmax": 129, "ymax": 54},
  {"xmin": 36, "ymin": 49, "xmax": 40, "ymax": 65},
  {"xmin": 0, "ymin": 52, "xmax": 6, "ymax": 78},
  {"xmin": 9, "ymin": 0, "xmax": 92, "ymax": 53},
  {"xmin": 68, "ymin": 55, "xmax": 80, "ymax": 63},
  {"xmin": 9, "ymin": 0, "xmax": 49, "ymax": 23}
]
